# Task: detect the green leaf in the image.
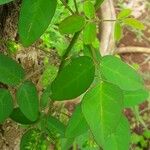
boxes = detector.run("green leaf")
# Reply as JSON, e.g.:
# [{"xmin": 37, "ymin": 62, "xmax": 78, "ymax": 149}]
[
  {"xmin": 40, "ymin": 84, "xmax": 51, "ymax": 109},
  {"xmin": 0, "ymin": 54, "xmax": 25, "ymax": 86},
  {"xmin": 0, "ymin": 0, "xmax": 13, "ymax": 5},
  {"xmin": 131, "ymin": 133, "xmax": 142, "ymax": 144},
  {"xmin": 50, "ymin": 56, "xmax": 95, "ymax": 101},
  {"xmin": 65, "ymin": 105, "xmax": 88, "ymax": 138},
  {"xmin": 46, "ymin": 116, "xmax": 66, "ymax": 137},
  {"xmin": 41, "ymin": 64, "xmax": 58, "ymax": 87},
  {"xmin": 83, "ymin": 22, "xmax": 97, "ymax": 45},
  {"xmin": 114, "ymin": 22, "xmax": 123, "ymax": 42},
  {"xmin": 81, "ymin": 82, "xmax": 123, "ymax": 146},
  {"xmin": 100, "ymin": 55, "xmax": 144, "ymax": 91},
  {"xmin": 17, "ymin": 81, "xmax": 39, "ymax": 121},
  {"xmin": 0, "ymin": 89, "xmax": 13, "ymax": 123},
  {"xmin": 104, "ymin": 116, "xmax": 131, "ymax": 150},
  {"xmin": 60, "ymin": 138, "xmax": 74, "ymax": 150},
  {"xmin": 123, "ymin": 18, "xmax": 145, "ymax": 30},
  {"xmin": 83, "ymin": 1, "xmax": 95, "ymax": 19},
  {"xmin": 124, "ymin": 89, "xmax": 149, "ymax": 108},
  {"xmin": 76, "ymin": 131, "xmax": 99, "ymax": 150},
  {"xmin": 117, "ymin": 9, "xmax": 132, "ymax": 19},
  {"xmin": 83, "ymin": 45, "xmax": 93, "ymax": 58},
  {"xmin": 10, "ymin": 108, "xmax": 35, "ymax": 125},
  {"xmin": 20, "ymin": 129, "xmax": 48, "ymax": 150},
  {"xmin": 143, "ymin": 130, "xmax": 150, "ymax": 139},
  {"xmin": 59, "ymin": 15, "xmax": 85, "ymax": 34},
  {"xmin": 94, "ymin": 0, "xmax": 104, "ymax": 10},
  {"xmin": 19, "ymin": 0, "xmax": 57, "ymax": 47}
]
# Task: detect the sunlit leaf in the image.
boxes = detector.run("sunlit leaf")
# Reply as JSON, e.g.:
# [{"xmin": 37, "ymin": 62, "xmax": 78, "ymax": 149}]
[
  {"xmin": 117, "ymin": 9, "xmax": 132, "ymax": 19},
  {"xmin": 82, "ymin": 82, "xmax": 123, "ymax": 146},
  {"xmin": 104, "ymin": 116, "xmax": 131, "ymax": 150},
  {"xmin": 124, "ymin": 88, "xmax": 149, "ymax": 107},
  {"xmin": 114, "ymin": 22, "xmax": 123, "ymax": 42},
  {"xmin": 83, "ymin": 1, "xmax": 95, "ymax": 19},
  {"xmin": 124, "ymin": 18, "xmax": 145, "ymax": 30},
  {"xmin": 100, "ymin": 55, "xmax": 144, "ymax": 91},
  {"xmin": 83, "ymin": 22, "xmax": 97, "ymax": 45}
]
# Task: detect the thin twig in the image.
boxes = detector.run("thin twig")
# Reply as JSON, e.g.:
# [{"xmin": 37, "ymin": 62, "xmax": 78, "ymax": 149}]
[
  {"xmin": 73, "ymin": 0, "xmax": 79, "ymax": 14},
  {"xmin": 102, "ymin": 19, "xmax": 116, "ymax": 22},
  {"xmin": 115, "ymin": 46, "xmax": 150, "ymax": 54},
  {"xmin": 25, "ymin": 67, "xmax": 43, "ymax": 81},
  {"xmin": 58, "ymin": 31, "xmax": 81, "ymax": 72},
  {"xmin": 59, "ymin": 0, "xmax": 74, "ymax": 15}
]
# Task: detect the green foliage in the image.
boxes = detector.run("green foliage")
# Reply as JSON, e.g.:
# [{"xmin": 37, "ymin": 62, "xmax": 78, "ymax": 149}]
[
  {"xmin": 104, "ymin": 116, "xmax": 131, "ymax": 150},
  {"xmin": 100, "ymin": 55, "xmax": 144, "ymax": 91},
  {"xmin": 40, "ymin": 84, "xmax": 52, "ymax": 109},
  {"xmin": 59, "ymin": 138, "xmax": 74, "ymax": 150},
  {"xmin": 65, "ymin": 105, "xmax": 88, "ymax": 138},
  {"xmin": 124, "ymin": 18, "xmax": 145, "ymax": 30},
  {"xmin": 19, "ymin": 0, "xmax": 57, "ymax": 46},
  {"xmin": 115, "ymin": 8, "xmax": 145, "ymax": 42},
  {"xmin": 75, "ymin": 131, "xmax": 99, "ymax": 150},
  {"xmin": 114, "ymin": 22, "xmax": 123, "ymax": 42},
  {"xmin": 124, "ymin": 88, "xmax": 149, "ymax": 107},
  {"xmin": 143, "ymin": 130, "xmax": 150, "ymax": 139},
  {"xmin": 0, "ymin": 89, "xmax": 13, "ymax": 123},
  {"xmin": 0, "ymin": 54, "xmax": 25, "ymax": 86},
  {"xmin": 46, "ymin": 116, "xmax": 66, "ymax": 137},
  {"xmin": 117, "ymin": 9, "xmax": 132, "ymax": 19},
  {"xmin": 95, "ymin": 0, "xmax": 104, "ymax": 10},
  {"xmin": 83, "ymin": 1, "xmax": 95, "ymax": 19},
  {"xmin": 20, "ymin": 129, "xmax": 48, "ymax": 150},
  {"xmin": 0, "ymin": 0, "xmax": 148, "ymax": 149},
  {"xmin": 83, "ymin": 22, "xmax": 97, "ymax": 45},
  {"xmin": 10, "ymin": 108, "xmax": 35, "ymax": 125},
  {"xmin": 17, "ymin": 81, "xmax": 39, "ymax": 121},
  {"xmin": 41, "ymin": 64, "xmax": 58, "ymax": 87},
  {"xmin": 82, "ymin": 82, "xmax": 124, "ymax": 147},
  {"xmin": 0, "ymin": 0, "xmax": 13, "ymax": 5},
  {"xmin": 59, "ymin": 15, "xmax": 85, "ymax": 34},
  {"xmin": 131, "ymin": 130, "xmax": 150, "ymax": 150},
  {"xmin": 50, "ymin": 56, "xmax": 95, "ymax": 100},
  {"xmin": 6, "ymin": 40, "xmax": 20, "ymax": 54}
]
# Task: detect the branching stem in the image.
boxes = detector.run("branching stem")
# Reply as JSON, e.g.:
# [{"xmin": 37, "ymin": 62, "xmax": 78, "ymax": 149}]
[{"xmin": 59, "ymin": 31, "xmax": 81, "ymax": 72}]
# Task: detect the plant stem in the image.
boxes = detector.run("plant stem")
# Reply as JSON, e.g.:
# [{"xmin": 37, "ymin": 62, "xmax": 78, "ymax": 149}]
[
  {"xmin": 133, "ymin": 106, "xmax": 148, "ymax": 129},
  {"xmin": 59, "ymin": 0, "xmax": 74, "ymax": 15},
  {"xmin": 15, "ymin": 66, "xmax": 44, "ymax": 90},
  {"xmin": 59, "ymin": 31, "xmax": 81, "ymax": 72},
  {"xmin": 103, "ymin": 19, "xmax": 116, "ymax": 22},
  {"xmin": 73, "ymin": 0, "xmax": 79, "ymax": 14},
  {"xmin": 90, "ymin": 45, "xmax": 101, "ymax": 65},
  {"xmin": 95, "ymin": 18, "xmax": 116, "ymax": 23},
  {"xmin": 73, "ymin": 142, "xmax": 77, "ymax": 150}
]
